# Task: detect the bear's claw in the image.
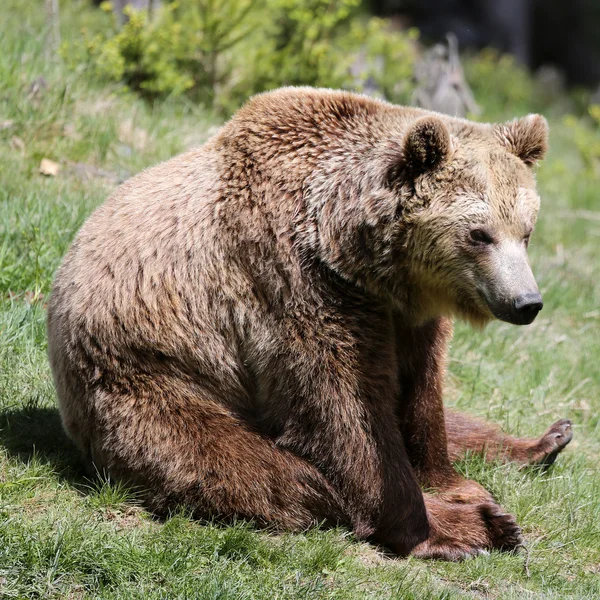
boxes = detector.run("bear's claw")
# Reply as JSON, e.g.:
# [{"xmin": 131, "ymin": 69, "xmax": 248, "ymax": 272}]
[
  {"xmin": 412, "ymin": 496, "xmax": 522, "ymax": 561},
  {"xmin": 482, "ymin": 504, "xmax": 523, "ymax": 550},
  {"xmin": 531, "ymin": 418, "xmax": 573, "ymax": 467}
]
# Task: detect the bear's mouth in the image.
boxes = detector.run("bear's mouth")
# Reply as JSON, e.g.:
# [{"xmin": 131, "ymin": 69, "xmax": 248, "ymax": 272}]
[
  {"xmin": 453, "ymin": 289, "xmax": 493, "ymax": 327},
  {"xmin": 476, "ymin": 287, "xmax": 515, "ymax": 323},
  {"xmin": 478, "ymin": 288, "xmax": 542, "ymax": 326}
]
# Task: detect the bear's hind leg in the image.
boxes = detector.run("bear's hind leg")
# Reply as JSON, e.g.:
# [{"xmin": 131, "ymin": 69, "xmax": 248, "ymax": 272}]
[
  {"xmin": 445, "ymin": 410, "xmax": 573, "ymax": 467},
  {"xmin": 90, "ymin": 391, "xmax": 347, "ymax": 531}
]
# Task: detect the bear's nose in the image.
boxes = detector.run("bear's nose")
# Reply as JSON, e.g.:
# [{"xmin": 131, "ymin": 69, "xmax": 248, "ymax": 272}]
[{"xmin": 512, "ymin": 292, "xmax": 543, "ymax": 324}]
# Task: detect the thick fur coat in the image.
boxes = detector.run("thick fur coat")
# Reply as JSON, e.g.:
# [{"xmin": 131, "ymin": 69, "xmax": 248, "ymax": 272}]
[{"xmin": 47, "ymin": 88, "xmax": 572, "ymax": 560}]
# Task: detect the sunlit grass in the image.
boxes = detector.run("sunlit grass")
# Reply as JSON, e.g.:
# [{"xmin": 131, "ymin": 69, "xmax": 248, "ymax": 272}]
[{"xmin": 1, "ymin": 1, "xmax": 599, "ymax": 598}]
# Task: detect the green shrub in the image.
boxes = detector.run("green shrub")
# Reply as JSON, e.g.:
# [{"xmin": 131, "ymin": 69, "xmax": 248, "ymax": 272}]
[
  {"xmin": 230, "ymin": 2, "xmax": 418, "ymax": 110},
  {"xmin": 252, "ymin": 0, "xmax": 361, "ymax": 88},
  {"xmin": 82, "ymin": 0, "xmax": 261, "ymax": 102},
  {"xmin": 347, "ymin": 17, "xmax": 418, "ymax": 104},
  {"xmin": 563, "ymin": 105, "xmax": 600, "ymax": 176},
  {"xmin": 76, "ymin": 0, "xmax": 418, "ymax": 114},
  {"xmin": 463, "ymin": 48, "xmax": 538, "ymax": 119}
]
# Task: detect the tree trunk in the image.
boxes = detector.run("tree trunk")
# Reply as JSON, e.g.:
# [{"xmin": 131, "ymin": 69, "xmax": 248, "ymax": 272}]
[{"xmin": 45, "ymin": 0, "xmax": 61, "ymax": 56}]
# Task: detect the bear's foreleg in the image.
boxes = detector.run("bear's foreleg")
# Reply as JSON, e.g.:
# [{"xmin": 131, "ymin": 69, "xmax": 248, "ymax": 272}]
[
  {"xmin": 395, "ymin": 316, "xmax": 523, "ymax": 558},
  {"xmin": 274, "ymin": 377, "xmax": 430, "ymax": 555},
  {"xmin": 268, "ymin": 312, "xmax": 430, "ymax": 556},
  {"xmin": 445, "ymin": 411, "xmax": 573, "ymax": 467},
  {"xmin": 395, "ymin": 316, "xmax": 456, "ymax": 488}
]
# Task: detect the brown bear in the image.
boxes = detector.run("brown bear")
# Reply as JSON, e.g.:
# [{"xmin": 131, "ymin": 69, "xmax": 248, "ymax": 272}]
[{"xmin": 47, "ymin": 87, "xmax": 572, "ymax": 560}]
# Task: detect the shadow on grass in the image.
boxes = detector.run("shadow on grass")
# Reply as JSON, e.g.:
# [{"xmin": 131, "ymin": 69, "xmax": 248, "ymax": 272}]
[{"xmin": 0, "ymin": 405, "xmax": 88, "ymax": 486}]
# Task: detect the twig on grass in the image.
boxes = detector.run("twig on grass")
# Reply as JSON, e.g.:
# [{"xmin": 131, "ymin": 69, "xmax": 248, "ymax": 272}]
[{"xmin": 516, "ymin": 543, "xmax": 531, "ymax": 578}]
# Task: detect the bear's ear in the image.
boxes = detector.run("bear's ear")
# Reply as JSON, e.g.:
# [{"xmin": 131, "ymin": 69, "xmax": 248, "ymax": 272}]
[
  {"xmin": 493, "ymin": 114, "xmax": 549, "ymax": 166},
  {"xmin": 400, "ymin": 116, "xmax": 452, "ymax": 176}
]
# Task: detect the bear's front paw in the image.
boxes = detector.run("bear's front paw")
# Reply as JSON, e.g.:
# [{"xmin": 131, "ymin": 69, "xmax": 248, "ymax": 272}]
[
  {"xmin": 411, "ymin": 496, "xmax": 522, "ymax": 561},
  {"xmin": 481, "ymin": 503, "xmax": 523, "ymax": 551}
]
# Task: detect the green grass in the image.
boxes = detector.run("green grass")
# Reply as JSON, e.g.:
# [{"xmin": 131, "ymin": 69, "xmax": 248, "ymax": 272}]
[{"xmin": 1, "ymin": 1, "xmax": 600, "ymax": 598}]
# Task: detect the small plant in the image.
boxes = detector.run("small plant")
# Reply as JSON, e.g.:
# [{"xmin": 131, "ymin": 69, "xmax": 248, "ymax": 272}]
[
  {"xmin": 563, "ymin": 106, "xmax": 600, "ymax": 176},
  {"xmin": 77, "ymin": 0, "xmax": 418, "ymax": 113},
  {"xmin": 463, "ymin": 48, "xmax": 538, "ymax": 118},
  {"xmin": 87, "ymin": 474, "xmax": 138, "ymax": 510},
  {"xmin": 347, "ymin": 17, "xmax": 418, "ymax": 104},
  {"xmin": 248, "ymin": 0, "xmax": 361, "ymax": 90}
]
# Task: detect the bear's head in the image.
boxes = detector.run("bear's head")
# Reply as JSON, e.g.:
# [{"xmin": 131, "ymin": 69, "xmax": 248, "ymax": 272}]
[{"xmin": 397, "ymin": 113, "xmax": 549, "ymax": 327}]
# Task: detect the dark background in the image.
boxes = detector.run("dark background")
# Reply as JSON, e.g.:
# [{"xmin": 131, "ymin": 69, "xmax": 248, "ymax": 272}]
[{"xmin": 370, "ymin": 0, "xmax": 600, "ymax": 87}]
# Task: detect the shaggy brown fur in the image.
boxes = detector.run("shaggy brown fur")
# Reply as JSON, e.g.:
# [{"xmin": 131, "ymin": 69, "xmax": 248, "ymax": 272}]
[{"xmin": 47, "ymin": 87, "xmax": 571, "ymax": 561}]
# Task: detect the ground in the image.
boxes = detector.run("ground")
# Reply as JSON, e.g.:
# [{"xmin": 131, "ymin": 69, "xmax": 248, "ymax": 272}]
[{"xmin": 1, "ymin": 1, "xmax": 599, "ymax": 598}]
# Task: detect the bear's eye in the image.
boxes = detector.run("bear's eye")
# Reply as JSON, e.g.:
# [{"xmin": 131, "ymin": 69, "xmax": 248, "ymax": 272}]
[
  {"xmin": 523, "ymin": 233, "xmax": 531, "ymax": 247},
  {"xmin": 469, "ymin": 229, "xmax": 494, "ymax": 245}
]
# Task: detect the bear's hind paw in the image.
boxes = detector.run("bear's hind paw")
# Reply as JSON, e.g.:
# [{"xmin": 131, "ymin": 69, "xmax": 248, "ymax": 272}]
[{"xmin": 527, "ymin": 418, "xmax": 573, "ymax": 468}]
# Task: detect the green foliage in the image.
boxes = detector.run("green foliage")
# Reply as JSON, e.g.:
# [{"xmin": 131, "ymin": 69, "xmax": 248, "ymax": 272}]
[
  {"xmin": 562, "ymin": 105, "xmax": 600, "ymax": 176},
  {"xmin": 463, "ymin": 48, "xmax": 539, "ymax": 118},
  {"xmin": 77, "ymin": 0, "xmax": 271, "ymax": 106},
  {"xmin": 246, "ymin": 0, "xmax": 360, "ymax": 90},
  {"xmin": 82, "ymin": 0, "xmax": 358, "ymax": 109},
  {"xmin": 342, "ymin": 17, "xmax": 418, "ymax": 104},
  {"xmin": 77, "ymin": 0, "xmax": 418, "ymax": 113},
  {"xmin": 87, "ymin": 476, "xmax": 139, "ymax": 510},
  {"xmin": 82, "ymin": 1, "xmax": 207, "ymax": 99}
]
